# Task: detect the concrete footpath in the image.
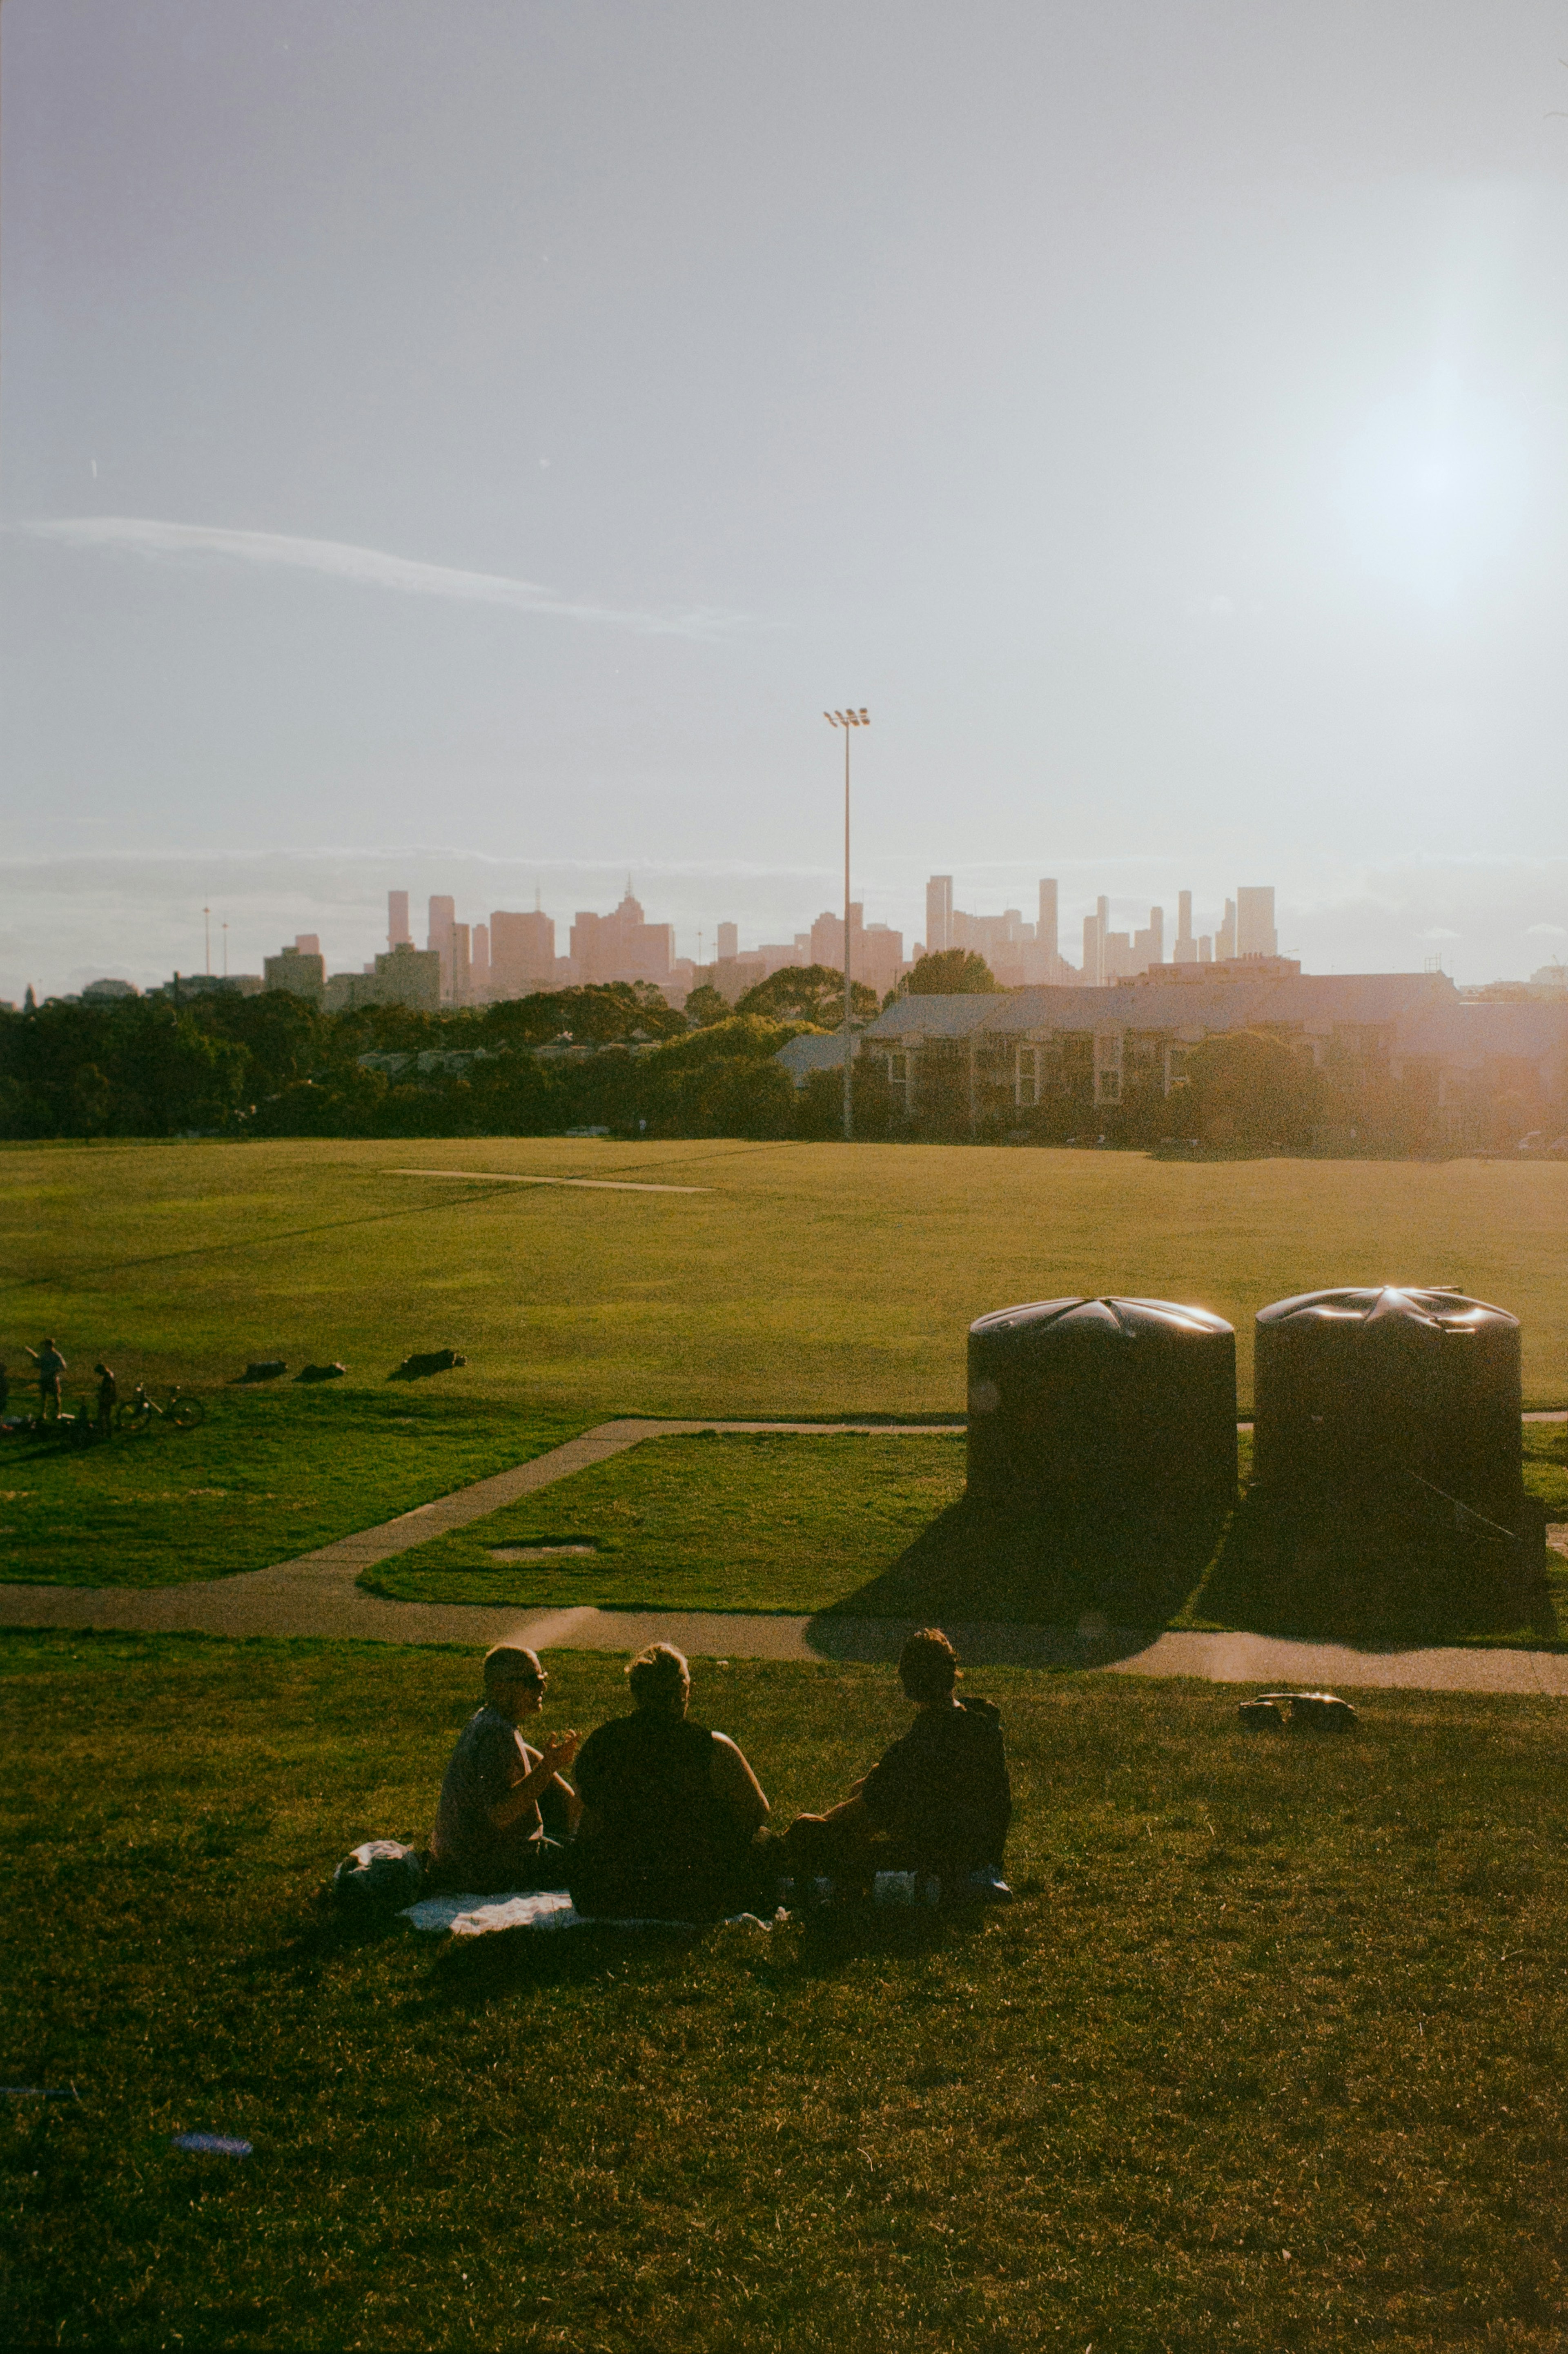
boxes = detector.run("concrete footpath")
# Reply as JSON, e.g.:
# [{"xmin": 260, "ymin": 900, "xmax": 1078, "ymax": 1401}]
[{"xmin": 3, "ymin": 1416, "xmax": 1567, "ymax": 1699}]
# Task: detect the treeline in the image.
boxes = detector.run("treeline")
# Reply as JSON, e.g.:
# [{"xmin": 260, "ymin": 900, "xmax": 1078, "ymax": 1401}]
[{"xmin": 0, "ymin": 984, "xmax": 856, "ymax": 1142}]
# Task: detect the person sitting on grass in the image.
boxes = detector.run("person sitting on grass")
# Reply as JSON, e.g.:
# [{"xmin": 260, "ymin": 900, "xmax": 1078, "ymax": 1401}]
[
  {"xmin": 428, "ymin": 1644, "xmax": 581, "ymax": 1894},
  {"xmin": 568, "ymin": 1643, "xmax": 771, "ymax": 1923},
  {"xmin": 784, "ymin": 1627, "xmax": 1013, "ymax": 1903}
]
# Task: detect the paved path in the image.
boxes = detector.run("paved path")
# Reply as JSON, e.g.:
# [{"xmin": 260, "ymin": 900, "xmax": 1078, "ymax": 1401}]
[{"xmin": 5, "ymin": 1415, "xmax": 1567, "ymax": 1697}]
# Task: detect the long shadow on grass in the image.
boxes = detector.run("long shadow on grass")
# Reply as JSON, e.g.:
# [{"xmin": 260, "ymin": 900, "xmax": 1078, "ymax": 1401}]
[
  {"xmin": 806, "ymin": 1495, "xmax": 1227, "ymax": 1666},
  {"xmin": 1189, "ymin": 1485, "xmax": 1559, "ymax": 1649}
]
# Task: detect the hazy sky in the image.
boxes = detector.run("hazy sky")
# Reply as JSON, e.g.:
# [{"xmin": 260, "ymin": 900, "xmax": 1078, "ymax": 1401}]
[{"xmin": 5, "ymin": 0, "xmax": 1568, "ymax": 995}]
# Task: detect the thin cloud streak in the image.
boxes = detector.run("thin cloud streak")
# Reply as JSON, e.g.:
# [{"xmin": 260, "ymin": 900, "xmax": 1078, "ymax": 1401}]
[{"xmin": 19, "ymin": 515, "xmax": 744, "ymax": 640}]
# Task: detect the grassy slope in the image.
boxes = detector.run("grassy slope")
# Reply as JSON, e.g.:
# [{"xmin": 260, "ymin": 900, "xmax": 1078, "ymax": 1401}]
[
  {"xmin": 7, "ymin": 1629, "xmax": 1568, "ymax": 2351},
  {"xmin": 6, "ymin": 1136, "xmax": 1567, "ymax": 1420},
  {"xmin": 0, "ymin": 1388, "xmax": 580, "ymax": 1588}
]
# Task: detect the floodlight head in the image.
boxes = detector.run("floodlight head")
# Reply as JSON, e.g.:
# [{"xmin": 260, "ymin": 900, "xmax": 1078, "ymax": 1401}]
[
  {"xmin": 824, "ymin": 711, "xmax": 835, "ymax": 725},
  {"xmin": 859, "ymin": 708, "xmax": 869, "ymax": 724}
]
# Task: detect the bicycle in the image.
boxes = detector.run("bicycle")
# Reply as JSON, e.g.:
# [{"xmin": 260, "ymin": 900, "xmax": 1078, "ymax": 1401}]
[{"xmin": 114, "ymin": 1385, "xmax": 206, "ymax": 1437}]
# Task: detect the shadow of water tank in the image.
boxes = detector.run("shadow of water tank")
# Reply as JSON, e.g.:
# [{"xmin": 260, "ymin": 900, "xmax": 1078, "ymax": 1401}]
[
  {"xmin": 1253, "ymin": 1285, "xmax": 1522, "ymax": 1517},
  {"xmin": 967, "ymin": 1297, "xmax": 1238, "ymax": 1517}
]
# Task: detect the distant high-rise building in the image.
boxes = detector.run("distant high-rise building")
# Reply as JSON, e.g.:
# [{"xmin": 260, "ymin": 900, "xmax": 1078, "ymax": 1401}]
[
  {"xmin": 374, "ymin": 943, "xmax": 441, "ymax": 1009},
  {"xmin": 428, "ymin": 895, "xmax": 456, "ymax": 996},
  {"xmin": 570, "ymin": 890, "xmax": 674, "ymax": 986},
  {"xmin": 1038, "ymin": 880, "xmax": 1058, "ymax": 971},
  {"xmin": 808, "ymin": 906, "xmax": 902, "ymax": 999},
  {"xmin": 294, "ymin": 933, "xmax": 321, "ymax": 956},
  {"xmin": 1198, "ymin": 935, "xmax": 1213, "ymax": 964},
  {"xmin": 263, "ymin": 944, "xmax": 325, "ymax": 1001},
  {"xmin": 1082, "ymin": 911, "xmax": 1104, "ymax": 987},
  {"xmin": 1216, "ymin": 898, "xmax": 1237, "ymax": 961},
  {"xmin": 1175, "ymin": 890, "xmax": 1196, "ymax": 964},
  {"xmin": 1236, "ymin": 886, "xmax": 1278, "ymax": 959},
  {"xmin": 811, "ymin": 903, "xmax": 863, "ymax": 971},
  {"xmin": 471, "ymin": 922, "xmax": 490, "ymax": 997},
  {"xmin": 926, "ymin": 876, "xmax": 953, "ymax": 956},
  {"xmin": 1133, "ymin": 906, "xmax": 1164, "ymax": 972},
  {"xmin": 388, "ymin": 891, "xmax": 411, "ymax": 949},
  {"xmin": 490, "ymin": 909, "xmax": 556, "ymax": 998},
  {"xmin": 717, "ymin": 922, "xmax": 739, "ymax": 961},
  {"xmin": 450, "ymin": 922, "xmax": 472, "ymax": 1004}
]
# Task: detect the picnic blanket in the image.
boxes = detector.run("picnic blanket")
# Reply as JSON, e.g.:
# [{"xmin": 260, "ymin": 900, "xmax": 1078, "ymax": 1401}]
[{"xmin": 401, "ymin": 1888, "xmax": 780, "ymax": 1939}]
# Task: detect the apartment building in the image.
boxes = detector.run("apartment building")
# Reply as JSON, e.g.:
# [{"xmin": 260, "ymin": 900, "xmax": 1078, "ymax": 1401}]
[{"xmin": 853, "ymin": 966, "xmax": 1568, "ymax": 1147}]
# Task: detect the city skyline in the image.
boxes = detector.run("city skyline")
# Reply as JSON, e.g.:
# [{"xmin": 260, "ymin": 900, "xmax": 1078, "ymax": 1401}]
[
  {"xmin": 6, "ymin": 3, "xmax": 1568, "ymax": 1007},
  {"xmin": 9, "ymin": 844, "xmax": 1568, "ymax": 1006}
]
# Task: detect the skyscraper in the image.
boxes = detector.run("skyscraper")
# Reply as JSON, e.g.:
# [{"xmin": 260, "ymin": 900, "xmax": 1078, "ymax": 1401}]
[
  {"xmin": 925, "ymin": 875, "xmax": 953, "ymax": 956},
  {"xmin": 1236, "ymin": 887, "xmax": 1278, "ymax": 958},
  {"xmin": 717, "ymin": 922, "xmax": 739, "ymax": 961},
  {"xmin": 490, "ymin": 909, "xmax": 556, "ymax": 998},
  {"xmin": 1175, "ymin": 890, "xmax": 1196, "ymax": 964},
  {"xmin": 1216, "ymin": 898, "xmax": 1237, "ymax": 961},
  {"xmin": 388, "ymin": 890, "xmax": 411, "ymax": 949},
  {"xmin": 1038, "ymin": 879, "xmax": 1058, "ymax": 974},
  {"xmin": 428, "ymin": 895, "xmax": 456, "ymax": 996}
]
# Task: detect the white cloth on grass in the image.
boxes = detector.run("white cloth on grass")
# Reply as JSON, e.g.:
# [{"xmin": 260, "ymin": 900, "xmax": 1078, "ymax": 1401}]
[{"xmin": 401, "ymin": 1888, "xmax": 779, "ymax": 1938}]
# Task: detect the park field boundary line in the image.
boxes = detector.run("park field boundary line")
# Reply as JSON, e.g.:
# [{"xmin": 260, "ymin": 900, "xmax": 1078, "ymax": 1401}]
[
  {"xmin": 2, "ymin": 1415, "xmax": 1566, "ymax": 1699},
  {"xmin": 391, "ymin": 1168, "xmax": 710, "ymax": 1194}
]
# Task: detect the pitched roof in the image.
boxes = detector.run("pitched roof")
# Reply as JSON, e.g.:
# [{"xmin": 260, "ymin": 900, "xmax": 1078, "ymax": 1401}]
[{"xmin": 865, "ymin": 972, "xmax": 1465, "ymax": 1042}]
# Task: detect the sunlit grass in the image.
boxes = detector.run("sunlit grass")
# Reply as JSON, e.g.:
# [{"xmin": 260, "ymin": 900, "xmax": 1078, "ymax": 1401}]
[{"xmin": 7, "ymin": 1629, "xmax": 1568, "ymax": 2349}]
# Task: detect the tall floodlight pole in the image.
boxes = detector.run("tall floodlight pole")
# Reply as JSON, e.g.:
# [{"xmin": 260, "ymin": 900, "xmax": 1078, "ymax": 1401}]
[
  {"xmin": 203, "ymin": 906, "xmax": 211, "ymax": 975},
  {"xmin": 824, "ymin": 708, "xmax": 869, "ymax": 1141}
]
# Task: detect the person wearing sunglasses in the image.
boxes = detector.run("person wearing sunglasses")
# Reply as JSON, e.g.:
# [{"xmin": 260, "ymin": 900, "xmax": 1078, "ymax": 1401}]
[{"xmin": 428, "ymin": 1644, "xmax": 581, "ymax": 1893}]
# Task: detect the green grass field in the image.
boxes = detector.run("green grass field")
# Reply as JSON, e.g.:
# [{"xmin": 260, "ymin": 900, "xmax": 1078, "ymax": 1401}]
[
  {"xmin": 7, "ymin": 1136, "xmax": 1567, "ymax": 1421},
  {"xmin": 368, "ymin": 1423, "xmax": 1568, "ymax": 1646},
  {"xmin": 8, "ymin": 1628, "xmax": 1568, "ymax": 2350},
  {"xmin": 0, "ymin": 1387, "xmax": 580, "ymax": 1588},
  {"xmin": 366, "ymin": 1430, "xmax": 969, "ymax": 1613}
]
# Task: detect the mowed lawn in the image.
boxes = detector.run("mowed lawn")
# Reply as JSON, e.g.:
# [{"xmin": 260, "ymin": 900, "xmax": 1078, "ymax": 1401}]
[
  {"xmin": 367, "ymin": 1430, "xmax": 969, "ymax": 1613},
  {"xmin": 6, "ymin": 1136, "xmax": 1568, "ymax": 1421},
  {"xmin": 0, "ymin": 1388, "xmax": 581, "ymax": 1589},
  {"xmin": 368, "ymin": 1424, "xmax": 1568, "ymax": 1646},
  {"xmin": 8, "ymin": 1629, "xmax": 1568, "ymax": 2350}
]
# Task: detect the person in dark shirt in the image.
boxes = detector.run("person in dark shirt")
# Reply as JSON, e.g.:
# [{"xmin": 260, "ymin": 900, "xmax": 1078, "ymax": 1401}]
[
  {"xmin": 94, "ymin": 1364, "xmax": 118, "ymax": 1436},
  {"xmin": 429, "ymin": 1644, "xmax": 581, "ymax": 1893},
  {"xmin": 569, "ymin": 1642, "xmax": 770, "ymax": 1922},
  {"xmin": 786, "ymin": 1627, "xmax": 1013, "ymax": 1901},
  {"xmin": 25, "ymin": 1340, "xmax": 67, "ymax": 1421}
]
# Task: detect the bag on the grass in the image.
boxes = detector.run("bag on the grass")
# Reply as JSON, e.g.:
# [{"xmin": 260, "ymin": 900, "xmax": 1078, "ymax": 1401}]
[{"xmin": 332, "ymin": 1839, "xmax": 425, "ymax": 1909}]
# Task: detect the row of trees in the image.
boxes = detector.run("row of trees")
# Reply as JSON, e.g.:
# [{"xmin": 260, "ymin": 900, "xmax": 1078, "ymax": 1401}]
[
  {"xmin": 0, "ymin": 955, "xmax": 999, "ymax": 1145},
  {"xmin": 4, "ymin": 960, "xmax": 1510, "ymax": 1153},
  {"xmin": 0, "ymin": 982, "xmax": 843, "ymax": 1142}
]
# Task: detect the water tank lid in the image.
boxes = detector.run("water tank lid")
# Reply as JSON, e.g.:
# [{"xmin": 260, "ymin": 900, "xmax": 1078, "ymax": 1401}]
[
  {"xmin": 1256, "ymin": 1286, "xmax": 1517, "ymax": 1333},
  {"xmin": 970, "ymin": 1296, "xmax": 1233, "ymax": 1341}
]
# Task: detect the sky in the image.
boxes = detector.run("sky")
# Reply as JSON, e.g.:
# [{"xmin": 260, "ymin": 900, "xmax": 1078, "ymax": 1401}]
[{"xmin": 4, "ymin": 0, "xmax": 1568, "ymax": 997}]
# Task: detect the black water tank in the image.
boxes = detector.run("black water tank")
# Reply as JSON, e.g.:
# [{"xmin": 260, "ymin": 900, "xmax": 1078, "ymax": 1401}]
[
  {"xmin": 967, "ymin": 1297, "xmax": 1238, "ymax": 1514},
  {"xmin": 1253, "ymin": 1286, "xmax": 1522, "ymax": 1514}
]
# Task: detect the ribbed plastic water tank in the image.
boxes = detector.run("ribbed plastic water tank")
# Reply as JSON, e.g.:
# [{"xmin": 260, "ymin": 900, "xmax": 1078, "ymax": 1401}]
[
  {"xmin": 1252, "ymin": 1286, "xmax": 1522, "ymax": 1513},
  {"xmin": 967, "ymin": 1297, "xmax": 1238, "ymax": 1514}
]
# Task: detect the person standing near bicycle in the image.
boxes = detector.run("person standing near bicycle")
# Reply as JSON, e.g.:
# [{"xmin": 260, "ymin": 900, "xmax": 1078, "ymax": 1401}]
[
  {"xmin": 94, "ymin": 1364, "xmax": 118, "ymax": 1436},
  {"xmin": 24, "ymin": 1339, "xmax": 67, "ymax": 1423}
]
